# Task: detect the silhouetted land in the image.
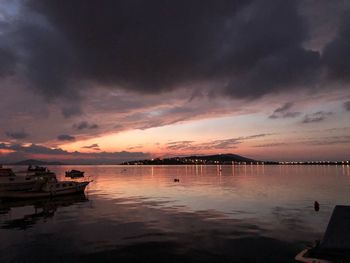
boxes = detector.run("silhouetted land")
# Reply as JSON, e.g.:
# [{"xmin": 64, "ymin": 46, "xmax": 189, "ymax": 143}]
[
  {"xmin": 4, "ymin": 156, "xmax": 349, "ymax": 166},
  {"xmin": 12, "ymin": 159, "xmax": 65, "ymax": 166},
  {"xmin": 121, "ymin": 154, "xmax": 349, "ymax": 166},
  {"xmin": 122, "ymin": 154, "xmax": 269, "ymax": 165}
]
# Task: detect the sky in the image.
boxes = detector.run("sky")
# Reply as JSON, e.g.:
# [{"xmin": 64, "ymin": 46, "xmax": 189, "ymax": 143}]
[{"xmin": 0, "ymin": 0, "xmax": 349, "ymax": 164}]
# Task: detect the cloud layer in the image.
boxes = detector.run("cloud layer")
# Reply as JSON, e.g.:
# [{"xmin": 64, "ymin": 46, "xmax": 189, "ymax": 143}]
[
  {"xmin": 302, "ymin": 111, "xmax": 333, "ymax": 124},
  {"xmin": 0, "ymin": 0, "xmax": 349, "ymax": 161},
  {"xmin": 0, "ymin": 0, "xmax": 349, "ymax": 103},
  {"xmin": 269, "ymin": 102, "xmax": 301, "ymax": 119},
  {"xmin": 0, "ymin": 143, "xmax": 149, "ymax": 164},
  {"xmin": 166, "ymin": 134, "xmax": 269, "ymax": 152}
]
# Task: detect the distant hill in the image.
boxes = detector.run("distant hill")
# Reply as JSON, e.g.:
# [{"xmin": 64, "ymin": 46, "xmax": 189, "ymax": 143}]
[
  {"xmin": 12, "ymin": 159, "xmax": 65, "ymax": 165},
  {"xmin": 121, "ymin": 154, "xmax": 265, "ymax": 165},
  {"xmin": 187, "ymin": 154, "xmax": 255, "ymax": 163}
]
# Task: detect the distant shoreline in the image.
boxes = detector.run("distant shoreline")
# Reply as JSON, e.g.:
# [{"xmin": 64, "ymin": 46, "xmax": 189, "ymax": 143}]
[
  {"xmin": 3, "ymin": 155, "xmax": 349, "ymax": 166},
  {"xmin": 121, "ymin": 161, "xmax": 349, "ymax": 166},
  {"xmin": 4, "ymin": 163, "xmax": 349, "ymax": 166}
]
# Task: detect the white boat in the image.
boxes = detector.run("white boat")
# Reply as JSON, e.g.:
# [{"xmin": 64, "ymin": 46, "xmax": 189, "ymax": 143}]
[
  {"xmin": 0, "ymin": 180, "xmax": 91, "ymax": 199},
  {"xmin": 0, "ymin": 167, "xmax": 57, "ymax": 191}
]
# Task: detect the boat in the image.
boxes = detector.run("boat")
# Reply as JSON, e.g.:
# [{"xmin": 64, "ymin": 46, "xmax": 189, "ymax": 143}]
[
  {"xmin": 27, "ymin": 165, "xmax": 56, "ymax": 177},
  {"xmin": 28, "ymin": 165, "xmax": 54, "ymax": 174},
  {"xmin": 65, "ymin": 169, "xmax": 85, "ymax": 178},
  {"xmin": 0, "ymin": 180, "xmax": 91, "ymax": 199},
  {"xmin": 27, "ymin": 165, "xmax": 47, "ymax": 172},
  {"xmin": 0, "ymin": 167, "xmax": 56, "ymax": 191},
  {"xmin": 0, "ymin": 168, "xmax": 50, "ymax": 191},
  {"xmin": 295, "ymin": 205, "xmax": 350, "ymax": 263}
]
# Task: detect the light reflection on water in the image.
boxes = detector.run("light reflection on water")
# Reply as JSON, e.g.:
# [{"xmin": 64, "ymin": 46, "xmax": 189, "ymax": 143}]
[{"xmin": 0, "ymin": 165, "xmax": 349, "ymax": 262}]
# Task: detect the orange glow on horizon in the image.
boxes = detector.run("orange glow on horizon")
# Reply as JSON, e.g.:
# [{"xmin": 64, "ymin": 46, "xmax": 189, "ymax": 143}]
[{"xmin": 0, "ymin": 149, "xmax": 15, "ymax": 154}]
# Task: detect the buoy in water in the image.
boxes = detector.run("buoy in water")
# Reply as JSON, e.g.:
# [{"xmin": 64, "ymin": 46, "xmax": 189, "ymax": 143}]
[{"xmin": 314, "ymin": 201, "xmax": 320, "ymax": 212}]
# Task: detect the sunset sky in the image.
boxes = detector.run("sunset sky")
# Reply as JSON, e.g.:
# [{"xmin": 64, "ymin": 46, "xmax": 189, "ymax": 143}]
[{"xmin": 0, "ymin": 0, "xmax": 349, "ymax": 164}]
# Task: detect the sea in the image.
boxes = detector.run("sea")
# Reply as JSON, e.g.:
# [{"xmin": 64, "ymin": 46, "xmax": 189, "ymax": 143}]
[{"xmin": 0, "ymin": 165, "xmax": 349, "ymax": 262}]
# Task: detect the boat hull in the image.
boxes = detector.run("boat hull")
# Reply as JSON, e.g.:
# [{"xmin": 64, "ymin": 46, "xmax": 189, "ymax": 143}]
[
  {"xmin": 0, "ymin": 181, "xmax": 36, "ymax": 191},
  {"xmin": 0, "ymin": 182, "xmax": 89, "ymax": 199},
  {"xmin": 65, "ymin": 174, "xmax": 84, "ymax": 178}
]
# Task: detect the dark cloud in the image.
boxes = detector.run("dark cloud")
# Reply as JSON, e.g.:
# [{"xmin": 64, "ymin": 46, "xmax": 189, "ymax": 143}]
[
  {"xmin": 5, "ymin": 131, "xmax": 29, "ymax": 140},
  {"xmin": 166, "ymin": 138, "xmax": 243, "ymax": 151},
  {"xmin": 167, "ymin": 141, "xmax": 196, "ymax": 151},
  {"xmin": 73, "ymin": 121, "xmax": 99, "ymax": 130},
  {"xmin": 0, "ymin": 47, "xmax": 16, "ymax": 77},
  {"xmin": 61, "ymin": 105, "xmax": 82, "ymax": 118},
  {"xmin": 0, "ymin": 0, "xmax": 349, "ymax": 151},
  {"xmin": 206, "ymin": 138, "xmax": 242, "ymax": 149},
  {"xmin": 283, "ymin": 112, "xmax": 302, "ymax": 118},
  {"xmin": 167, "ymin": 134, "xmax": 269, "ymax": 151},
  {"xmin": 6, "ymin": 0, "xmax": 236, "ymax": 98},
  {"xmin": 217, "ymin": 1, "xmax": 321, "ymax": 98},
  {"xmin": 82, "ymin": 143, "xmax": 100, "ymax": 150},
  {"xmin": 322, "ymin": 12, "xmax": 350, "ymax": 82},
  {"xmin": 16, "ymin": 23, "xmax": 76, "ymax": 99},
  {"xmin": 254, "ymin": 143, "xmax": 287, "ymax": 148},
  {"xmin": 302, "ymin": 111, "xmax": 332, "ymax": 124},
  {"xmin": 57, "ymin": 134, "xmax": 75, "ymax": 141},
  {"xmin": 1, "ymin": 0, "xmax": 342, "ymax": 102},
  {"xmin": 127, "ymin": 145, "xmax": 143, "ymax": 150},
  {"xmin": 269, "ymin": 102, "xmax": 301, "ymax": 119},
  {"xmin": 305, "ymin": 135, "xmax": 350, "ymax": 146},
  {"xmin": 244, "ymin": 134, "xmax": 271, "ymax": 140},
  {"xmin": 167, "ymin": 140, "xmax": 195, "ymax": 145},
  {"xmin": 0, "ymin": 143, "xmax": 150, "ymax": 164},
  {"xmin": 274, "ymin": 102, "xmax": 294, "ymax": 113},
  {"xmin": 238, "ymin": 48, "xmax": 318, "ymax": 97},
  {"xmin": 0, "ymin": 143, "xmax": 66, "ymax": 155},
  {"xmin": 344, "ymin": 101, "xmax": 350, "ymax": 111}
]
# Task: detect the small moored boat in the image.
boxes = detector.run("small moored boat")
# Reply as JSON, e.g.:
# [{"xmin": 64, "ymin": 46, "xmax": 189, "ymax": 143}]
[{"xmin": 65, "ymin": 169, "xmax": 84, "ymax": 178}]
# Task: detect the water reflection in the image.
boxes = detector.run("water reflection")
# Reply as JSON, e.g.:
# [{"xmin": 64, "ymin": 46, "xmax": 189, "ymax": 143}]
[
  {"xmin": 0, "ymin": 165, "xmax": 349, "ymax": 262},
  {"xmin": 0, "ymin": 193, "xmax": 88, "ymax": 230}
]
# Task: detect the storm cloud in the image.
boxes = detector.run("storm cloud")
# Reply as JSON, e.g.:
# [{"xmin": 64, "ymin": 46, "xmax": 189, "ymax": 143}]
[
  {"xmin": 0, "ymin": 0, "xmax": 349, "ymax": 162},
  {"xmin": 2, "ymin": 0, "xmax": 348, "ymax": 103},
  {"xmin": 73, "ymin": 121, "xmax": 99, "ymax": 130},
  {"xmin": 5, "ymin": 131, "xmax": 29, "ymax": 140},
  {"xmin": 322, "ymin": 12, "xmax": 350, "ymax": 82},
  {"xmin": 344, "ymin": 101, "xmax": 350, "ymax": 111},
  {"xmin": 57, "ymin": 134, "xmax": 75, "ymax": 141},
  {"xmin": 302, "ymin": 111, "xmax": 333, "ymax": 124},
  {"xmin": 82, "ymin": 143, "xmax": 100, "ymax": 150},
  {"xmin": 269, "ymin": 102, "xmax": 301, "ymax": 119},
  {"xmin": 166, "ymin": 134, "xmax": 269, "ymax": 151},
  {"xmin": 0, "ymin": 143, "xmax": 149, "ymax": 164},
  {"xmin": 61, "ymin": 105, "xmax": 82, "ymax": 118},
  {"xmin": 0, "ymin": 47, "xmax": 16, "ymax": 77}
]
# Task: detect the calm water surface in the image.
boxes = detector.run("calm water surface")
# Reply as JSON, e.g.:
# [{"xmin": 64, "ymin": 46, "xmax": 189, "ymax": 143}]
[{"xmin": 1, "ymin": 165, "xmax": 349, "ymax": 262}]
